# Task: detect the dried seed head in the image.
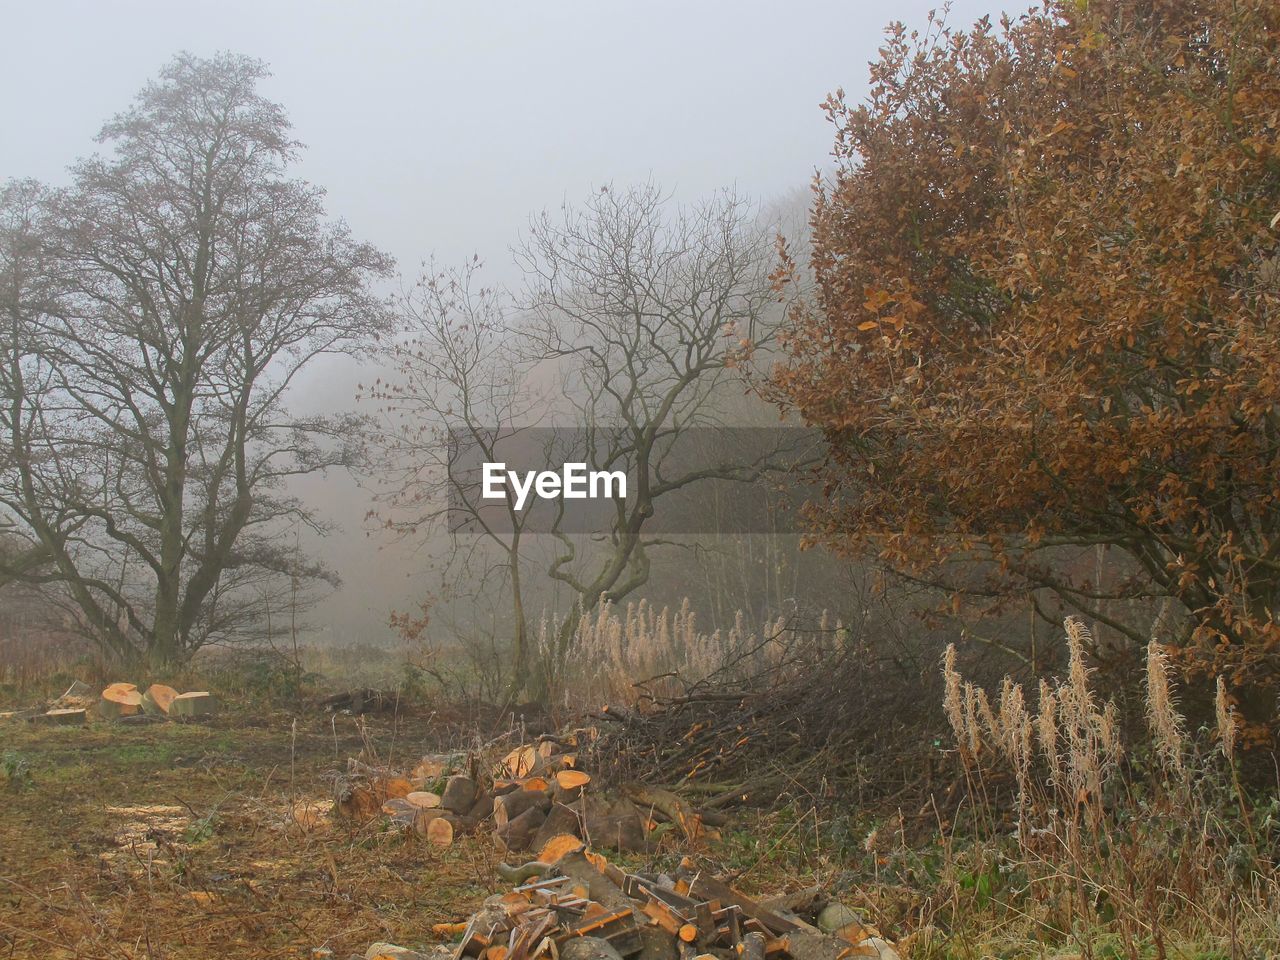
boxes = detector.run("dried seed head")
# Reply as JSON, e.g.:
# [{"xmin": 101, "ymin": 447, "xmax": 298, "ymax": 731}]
[
  {"xmin": 942, "ymin": 644, "xmax": 967, "ymax": 751},
  {"xmin": 1215, "ymin": 676, "xmax": 1239, "ymax": 763},
  {"xmin": 1144, "ymin": 638, "xmax": 1185, "ymax": 773},
  {"xmin": 1037, "ymin": 678, "xmax": 1061, "ymax": 785},
  {"xmin": 1063, "ymin": 617, "xmax": 1096, "ymax": 719}
]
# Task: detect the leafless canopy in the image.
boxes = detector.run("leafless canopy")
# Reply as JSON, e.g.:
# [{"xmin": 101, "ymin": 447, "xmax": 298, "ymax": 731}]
[{"xmin": 0, "ymin": 53, "xmax": 392, "ymax": 667}]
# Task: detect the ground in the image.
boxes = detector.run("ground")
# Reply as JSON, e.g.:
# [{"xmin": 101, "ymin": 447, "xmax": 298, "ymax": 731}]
[
  {"xmin": 0, "ymin": 708, "xmax": 504, "ymax": 959},
  {"xmin": 0, "ymin": 705, "xmax": 826, "ymax": 960},
  {"xmin": 7, "ymin": 698, "xmax": 1269, "ymax": 959}
]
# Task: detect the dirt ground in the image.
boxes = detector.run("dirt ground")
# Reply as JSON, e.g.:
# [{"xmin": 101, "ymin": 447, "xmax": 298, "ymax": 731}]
[{"xmin": 0, "ymin": 708, "xmax": 507, "ymax": 960}]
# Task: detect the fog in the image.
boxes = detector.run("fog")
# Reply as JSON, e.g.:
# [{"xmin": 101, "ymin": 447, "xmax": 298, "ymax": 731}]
[{"xmin": 2, "ymin": 0, "xmax": 1004, "ymax": 649}]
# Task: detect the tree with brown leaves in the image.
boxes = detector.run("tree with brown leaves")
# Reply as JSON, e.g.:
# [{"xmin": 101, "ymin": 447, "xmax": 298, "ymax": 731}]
[{"xmin": 772, "ymin": 0, "xmax": 1280, "ymax": 730}]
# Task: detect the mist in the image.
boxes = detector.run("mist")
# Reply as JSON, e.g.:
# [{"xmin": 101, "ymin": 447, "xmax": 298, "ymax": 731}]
[{"xmin": 2, "ymin": 0, "xmax": 1005, "ymax": 652}]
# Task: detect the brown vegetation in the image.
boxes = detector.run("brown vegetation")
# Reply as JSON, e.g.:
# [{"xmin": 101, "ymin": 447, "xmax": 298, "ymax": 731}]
[{"xmin": 771, "ymin": 0, "xmax": 1280, "ymax": 732}]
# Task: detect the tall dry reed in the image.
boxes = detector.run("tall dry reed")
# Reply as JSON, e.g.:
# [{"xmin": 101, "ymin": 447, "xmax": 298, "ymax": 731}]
[{"xmin": 940, "ymin": 617, "xmax": 1278, "ymax": 956}]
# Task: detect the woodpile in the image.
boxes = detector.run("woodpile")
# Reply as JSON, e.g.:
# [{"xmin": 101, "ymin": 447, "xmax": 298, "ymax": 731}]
[
  {"xmin": 332, "ymin": 733, "xmax": 726, "ymax": 855},
  {"xmin": 356, "ymin": 844, "xmax": 901, "ymax": 960}
]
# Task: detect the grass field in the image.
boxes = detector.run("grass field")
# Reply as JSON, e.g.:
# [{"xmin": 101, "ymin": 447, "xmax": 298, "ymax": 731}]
[
  {"xmin": 0, "ymin": 708, "xmax": 503, "ymax": 959},
  {"xmin": 3, "ymin": 682, "xmax": 1275, "ymax": 960}
]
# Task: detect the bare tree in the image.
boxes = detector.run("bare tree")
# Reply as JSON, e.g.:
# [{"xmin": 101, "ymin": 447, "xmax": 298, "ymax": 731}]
[
  {"xmin": 0, "ymin": 54, "xmax": 392, "ymax": 669},
  {"xmin": 516, "ymin": 183, "xmax": 790, "ymax": 676},
  {"xmin": 367, "ymin": 259, "xmax": 545, "ymax": 698}
]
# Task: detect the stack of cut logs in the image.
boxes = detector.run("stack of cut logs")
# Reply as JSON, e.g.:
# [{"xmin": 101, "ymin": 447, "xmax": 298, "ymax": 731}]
[
  {"xmin": 358, "ymin": 845, "xmax": 901, "ymax": 960},
  {"xmin": 333, "ymin": 732, "xmax": 723, "ymax": 854}
]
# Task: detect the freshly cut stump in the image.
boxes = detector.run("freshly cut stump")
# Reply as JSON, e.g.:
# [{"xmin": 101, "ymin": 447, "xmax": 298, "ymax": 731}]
[
  {"xmin": 100, "ymin": 682, "xmax": 143, "ymax": 718},
  {"xmin": 169, "ymin": 691, "xmax": 217, "ymax": 717},
  {"xmin": 41, "ymin": 708, "xmax": 87, "ymax": 725},
  {"xmin": 141, "ymin": 683, "xmax": 179, "ymax": 715}
]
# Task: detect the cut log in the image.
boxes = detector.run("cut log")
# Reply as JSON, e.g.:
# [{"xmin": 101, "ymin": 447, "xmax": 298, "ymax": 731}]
[
  {"xmin": 412, "ymin": 756, "xmax": 448, "ymax": 786},
  {"xmin": 496, "ymin": 805, "xmax": 546, "ymax": 853},
  {"xmin": 584, "ymin": 809, "xmax": 647, "ymax": 853},
  {"xmin": 417, "ymin": 810, "xmax": 474, "ymax": 836},
  {"xmin": 554, "ymin": 769, "xmax": 592, "ymax": 802},
  {"xmin": 424, "ymin": 816, "xmax": 455, "ymax": 847},
  {"xmin": 536, "ymin": 833, "xmax": 584, "ymax": 865},
  {"xmin": 100, "ymin": 682, "xmax": 143, "ymax": 718},
  {"xmin": 407, "ymin": 791, "xmax": 443, "ymax": 810},
  {"xmin": 441, "ymin": 775, "xmax": 479, "ymax": 814},
  {"xmin": 141, "ymin": 683, "xmax": 179, "ymax": 715},
  {"xmin": 494, "ymin": 788, "xmax": 551, "ymax": 831},
  {"xmin": 531, "ymin": 801, "xmax": 582, "ymax": 853},
  {"xmin": 625, "ymin": 785, "xmax": 706, "ymax": 841},
  {"xmin": 40, "ymin": 707, "xmax": 87, "ymax": 725},
  {"xmin": 677, "ymin": 869, "xmax": 800, "ymax": 936},
  {"xmin": 380, "ymin": 777, "xmax": 415, "ymax": 800},
  {"xmin": 169, "ymin": 691, "xmax": 217, "ymax": 717},
  {"xmin": 467, "ymin": 793, "xmax": 495, "ymax": 822},
  {"xmin": 846, "ymin": 937, "xmax": 900, "ymax": 960},
  {"xmin": 773, "ymin": 931, "xmax": 868, "ymax": 960},
  {"xmin": 502, "ymin": 746, "xmax": 540, "ymax": 778},
  {"xmin": 553, "ymin": 850, "xmax": 630, "ymax": 908},
  {"xmin": 383, "ymin": 798, "xmax": 419, "ymax": 828},
  {"xmin": 335, "ymin": 783, "xmax": 383, "ymax": 822},
  {"xmin": 816, "ymin": 904, "xmax": 878, "ymax": 943},
  {"xmin": 432, "ymin": 922, "xmax": 469, "ymax": 939},
  {"xmin": 740, "ymin": 932, "xmax": 766, "ymax": 960},
  {"xmin": 559, "ymin": 938, "xmax": 625, "ymax": 960},
  {"xmin": 553, "ymin": 852, "xmax": 677, "ymax": 960},
  {"xmin": 495, "ymin": 860, "xmax": 550, "ymax": 885}
]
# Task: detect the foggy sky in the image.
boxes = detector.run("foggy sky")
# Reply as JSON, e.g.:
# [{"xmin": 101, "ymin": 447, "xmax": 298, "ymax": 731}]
[{"xmin": 2, "ymin": 0, "xmax": 1007, "ymax": 646}]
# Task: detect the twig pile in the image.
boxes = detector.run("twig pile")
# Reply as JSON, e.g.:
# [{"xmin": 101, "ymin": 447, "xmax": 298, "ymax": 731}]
[{"xmin": 581, "ymin": 645, "xmax": 932, "ymax": 810}]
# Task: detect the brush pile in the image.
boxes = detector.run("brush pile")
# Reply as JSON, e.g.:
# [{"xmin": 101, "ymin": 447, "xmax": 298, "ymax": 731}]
[
  {"xmin": 320, "ymin": 688, "xmax": 403, "ymax": 714},
  {"xmin": 356, "ymin": 844, "xmax": 900, "ymax": 960},
  {"xmin": 332, "ymin": 730, "xmax": 726, "ymax": 853},
  {"xmin": 580, "ymin": 650, "xmax": 939, "ymax": 813}
]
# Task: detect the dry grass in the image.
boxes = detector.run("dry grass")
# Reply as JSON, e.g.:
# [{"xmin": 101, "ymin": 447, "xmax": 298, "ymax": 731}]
[
  {"xmin": 936, "ymin": 617, "xmax": 1280, "ymax": 957},
  {"xmin": 535, "ymin": 598, "xmax": 839, "ymax": 708},
  {"xmin": 0, "ymin": 708, "xmax": 497, "ymax": 959}
]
